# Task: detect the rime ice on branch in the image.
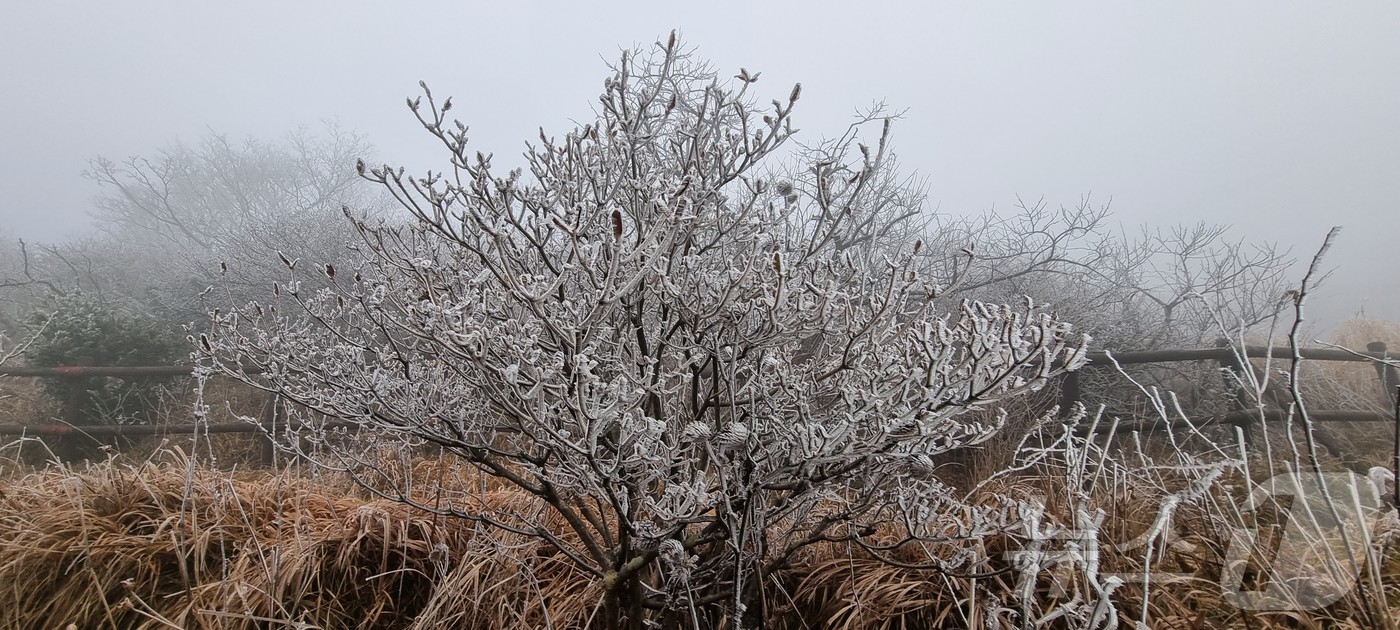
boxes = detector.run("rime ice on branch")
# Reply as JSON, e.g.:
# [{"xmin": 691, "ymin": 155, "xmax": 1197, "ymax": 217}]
[{"xmin": 203, "ymin": 33, "xmax": 1088, "ymax": 627}]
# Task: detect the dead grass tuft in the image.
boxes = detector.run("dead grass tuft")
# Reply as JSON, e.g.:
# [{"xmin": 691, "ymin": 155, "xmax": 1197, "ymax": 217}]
[
  {"xmin": 0, "ymin": 446, "xmax": 603, "ymax": 629},
  {"xmin": 2, "ymin": 429, "xmax": 1398, "ymax": 628}
]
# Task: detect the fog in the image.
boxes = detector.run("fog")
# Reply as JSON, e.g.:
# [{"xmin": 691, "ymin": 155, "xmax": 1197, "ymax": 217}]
[{"xmin": 2, "ymin": 1, "xmax": 1397, "ymax": 331}]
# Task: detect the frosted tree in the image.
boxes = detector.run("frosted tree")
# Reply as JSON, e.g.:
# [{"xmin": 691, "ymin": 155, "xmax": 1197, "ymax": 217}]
[
  {"xmin": 202, "ymin": 35, "xmax": 1088, "ymax": 628},
  {"xmin": 85, "ymin": 123, "xmax": 383, "ymax": 323}
]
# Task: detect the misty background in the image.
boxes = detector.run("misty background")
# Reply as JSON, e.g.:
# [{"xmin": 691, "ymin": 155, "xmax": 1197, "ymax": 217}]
[{"xmin": 2, "ymin": 1, "xmax": 1396, "ymax": 334}]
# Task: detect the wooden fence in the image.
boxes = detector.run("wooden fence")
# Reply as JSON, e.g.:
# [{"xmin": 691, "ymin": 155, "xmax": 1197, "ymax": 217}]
[
  {"xmin": 1, "ymin": 339, "xmax": 1397, "ymax": 443},
  {"xmin": 1058, "ymin": 340, "xmax": 1400, "ymax": 434}
]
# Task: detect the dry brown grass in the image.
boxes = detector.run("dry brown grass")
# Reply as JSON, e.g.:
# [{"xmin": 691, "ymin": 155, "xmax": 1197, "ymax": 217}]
[
  {"xmin": 2, "ymin": 442, "xmax": 1398, "ymax": 628},
  {"xmin": 0, "ymin": 445, "xmax": 605, "ymax": 629}
]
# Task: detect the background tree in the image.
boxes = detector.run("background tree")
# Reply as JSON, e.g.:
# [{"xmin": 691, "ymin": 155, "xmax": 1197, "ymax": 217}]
[
  {"xmin": 0, "ymin": 124, "xmax": 384, "ymax": 464},
  {"xmin": 83, "ymin": 122, "xmax": 384, "ymax": 325},
  {"xmin": 19, "ymin": 293, "xmax": 185, "ymax": 459},
  {"xmin": 918, "ymin": 200, "xmax": 1292, "ymax": 351}
]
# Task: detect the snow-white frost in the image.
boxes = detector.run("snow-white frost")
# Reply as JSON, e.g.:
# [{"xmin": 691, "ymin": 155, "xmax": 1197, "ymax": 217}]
[{"xmin": 191, "ymin": 35, "xmax": 1150, "ymax": 627}]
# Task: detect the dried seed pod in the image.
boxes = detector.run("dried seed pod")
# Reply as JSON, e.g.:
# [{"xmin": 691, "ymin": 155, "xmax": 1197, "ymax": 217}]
[
  {"xmin": 659, "ymin": 538, "xmax": 686, "ymax": 557},
  {"xmin": 682, "ymin": 421, "xmax": 713, "ymax": 441},
  {"xmin": 907, "ymin": 454, "xmax": 936, "ymax": 475},
  {"xmin": 714, "ymin": 423, "xmax": 750, "ymax": 450}
]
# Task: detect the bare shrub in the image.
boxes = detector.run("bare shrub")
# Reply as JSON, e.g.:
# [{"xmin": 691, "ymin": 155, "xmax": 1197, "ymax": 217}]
[{"xmin": 202, "ymin": 34, "xmax": 1090, "ymax": 627}]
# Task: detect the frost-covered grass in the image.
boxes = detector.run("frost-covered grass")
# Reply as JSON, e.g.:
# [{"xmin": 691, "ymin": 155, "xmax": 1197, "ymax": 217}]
[{"xmin": 2, "ymin": 413, "xmax": 1396, "ymax": 629}]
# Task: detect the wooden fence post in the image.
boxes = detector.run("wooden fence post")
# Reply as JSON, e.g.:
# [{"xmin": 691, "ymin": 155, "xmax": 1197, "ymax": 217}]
[
  {"xmin": 258, "ymin": 391, "xmax": 279, "ymax": 467},
  {"xmin": 1393, "ymin": 385, "xmax": 1400, "ymax": 507},
  {"xmin": 1059, "ymin": 371, "xmax": 1081, "ymax": 418},
  {"xmin": 1367, "ymin": 341, "xmax": 1399, "ymax": 405},
  {"xmin": 1378, "ymin": 342, "xmax": 1400, "ymax": 506},
  {"xmin": 1215, "ymin": 338, "xmax": 1255, "ymax": 445}
]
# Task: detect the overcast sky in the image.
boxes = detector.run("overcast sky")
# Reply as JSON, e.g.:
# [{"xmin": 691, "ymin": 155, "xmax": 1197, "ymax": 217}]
[{"xmin": 2, "ymin": 2, "xmax": 1397, "ymax": 330}]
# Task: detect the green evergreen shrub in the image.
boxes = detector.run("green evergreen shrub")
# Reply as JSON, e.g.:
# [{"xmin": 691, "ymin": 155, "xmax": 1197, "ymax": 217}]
[{"xmin": 26, "ymin": 294, "xmax": 186, "ymax": 426}]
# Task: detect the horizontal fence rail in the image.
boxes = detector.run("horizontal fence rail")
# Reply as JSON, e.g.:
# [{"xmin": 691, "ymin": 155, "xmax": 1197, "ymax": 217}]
[
  {"xmin": 0, "ymin": 345, "xmax": 1390, "ymax": 378},
  {"xmin": 0, "ymin": 364, "xmax": 262, "ymax": 378},
  {"xmin": 1083, "ymin": 344, "xmax": 1399, "ymax": 365},
  {"xmin": 1076, "ymin": 410, "xmax": 1398, "ymax": 436},
  {"xmin": 0, "ymin": 420, "xmax": 356, "ymax": 438},
  {"xmin": 0, "ymin": 341, "xmax": 1396, "ymax": 439}
]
